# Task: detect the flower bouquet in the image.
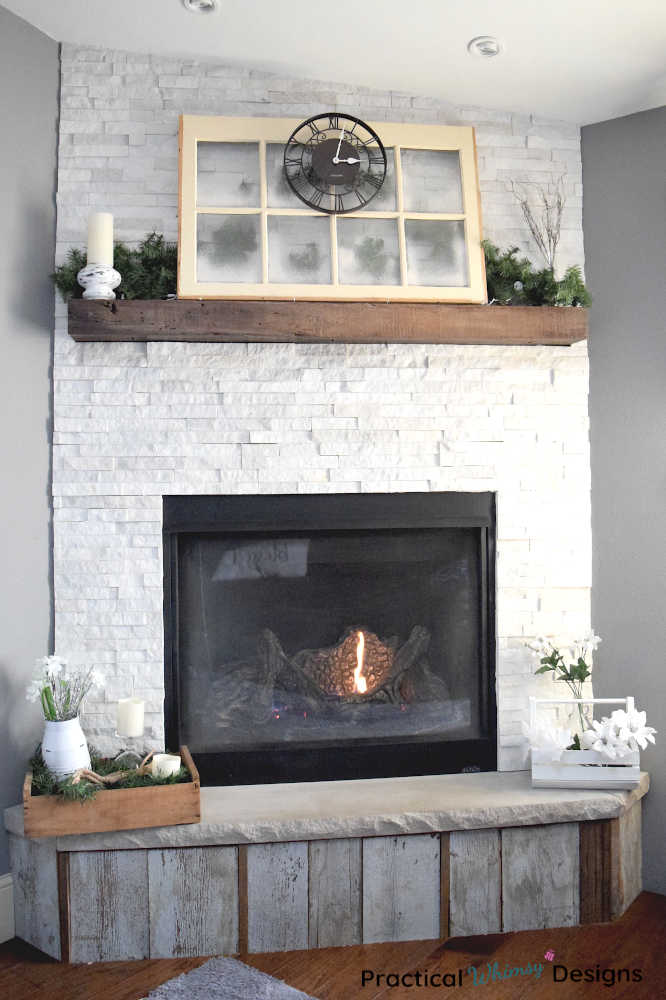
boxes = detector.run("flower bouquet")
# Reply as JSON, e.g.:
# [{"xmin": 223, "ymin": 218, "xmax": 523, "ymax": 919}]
[
  {"xmin": 26, "ymin": 655, "xmax": 103, "ymax": 777},
  {"xmin": 524, "ymin": 636, "xmax": 656, "ymax": 788}
]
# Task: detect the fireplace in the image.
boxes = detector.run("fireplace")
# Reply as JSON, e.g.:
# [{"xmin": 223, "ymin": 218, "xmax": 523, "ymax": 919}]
[{"xmin": 164, "ymin": 492, "xmax": 496, "ymax": 784}]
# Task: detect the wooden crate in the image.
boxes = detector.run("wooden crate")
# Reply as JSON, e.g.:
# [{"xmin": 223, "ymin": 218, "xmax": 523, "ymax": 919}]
[
  {"xmin": 23, "ymin": 746, "xmax": 200, "ymax": 838},
  {"xmin": 531, "ymin": 748, "xmax": 641, "ymax": 789},
  {"xmin": 529, "ymin": 698, "xmax": 642, "ymax": 790}
]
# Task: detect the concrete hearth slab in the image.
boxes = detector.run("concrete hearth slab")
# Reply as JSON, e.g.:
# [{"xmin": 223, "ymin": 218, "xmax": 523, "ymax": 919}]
[{"xmin": 4, "ymin": 769, "xmax": 648, "ymax": 851}]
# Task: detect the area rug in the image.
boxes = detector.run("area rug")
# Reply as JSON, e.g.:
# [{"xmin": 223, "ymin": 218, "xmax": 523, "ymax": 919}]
[{"xmin": 146, "ymin": 955, "xmax": 319, "ymax": 1000}]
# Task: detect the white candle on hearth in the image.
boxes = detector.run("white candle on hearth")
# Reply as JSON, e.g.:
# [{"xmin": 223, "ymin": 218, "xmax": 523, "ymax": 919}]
[
  {"xmin": 116, "ymin": 697, "xmax": 144, "ymax": 738},
  {"xmin": 87, "ymin": 212, "xmax": 114, "ymax": 267},
  {"xmin": 152, "ymin": 753, "xmax": 182, "ymax": 778}
]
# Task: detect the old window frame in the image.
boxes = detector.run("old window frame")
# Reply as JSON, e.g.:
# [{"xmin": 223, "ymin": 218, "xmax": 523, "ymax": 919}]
[{"xmin": 178, "ymin": 114, "xmax": 486, "ymax": 303}]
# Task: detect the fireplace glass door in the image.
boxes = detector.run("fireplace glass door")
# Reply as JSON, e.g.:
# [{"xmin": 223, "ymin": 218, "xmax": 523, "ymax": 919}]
[{"xmin": 164, "ymin": 493, "xmax": 496, "ymax": 784}]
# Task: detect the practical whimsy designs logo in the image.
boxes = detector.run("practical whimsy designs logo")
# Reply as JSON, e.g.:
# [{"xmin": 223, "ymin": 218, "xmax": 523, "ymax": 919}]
[{"xmin": 467, "ymin": 960, "xmax": 544, "ymax": 985}]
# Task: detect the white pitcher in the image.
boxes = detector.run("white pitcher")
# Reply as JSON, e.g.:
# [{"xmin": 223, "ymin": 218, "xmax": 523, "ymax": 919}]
[{"xmin": 42, "ymin": 717, "xmax": 91, "ymax": 778}]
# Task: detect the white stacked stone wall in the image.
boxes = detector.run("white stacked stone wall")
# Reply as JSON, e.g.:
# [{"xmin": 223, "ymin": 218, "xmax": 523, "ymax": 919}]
[{"xmin": 54, "ymin": 44, "xmax": 590, "ymax": 769}]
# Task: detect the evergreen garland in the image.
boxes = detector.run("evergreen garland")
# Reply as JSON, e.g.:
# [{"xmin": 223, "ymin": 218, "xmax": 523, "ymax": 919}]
[
  {"xmin": 52, "ymin": 232, "xmax": 177, "ymax": 301},
  {"xmin": 30, "ymin": 746, "xmax": 189, "ymax": 803},
  {"xmin": 482, "ymin": 240, "xmax": 590, "ymax": 307},
  {"xmin": 51, "ymin": 230, "xmax": 589, "ymax": 308}
]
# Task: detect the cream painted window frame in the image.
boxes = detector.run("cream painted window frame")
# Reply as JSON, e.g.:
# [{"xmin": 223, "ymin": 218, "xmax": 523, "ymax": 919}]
[{"xmin": 178, "ymin": 114, "xmax": 486, "ymax": 303}]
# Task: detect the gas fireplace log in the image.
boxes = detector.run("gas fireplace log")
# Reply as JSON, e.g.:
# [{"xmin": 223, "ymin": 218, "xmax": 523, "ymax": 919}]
[
  {"xmin": 259, "ymin": 629, "xmax": 329, "ymax": 705},
  {"xmin": 257, "ymin": 625, "xmax": 432, "ymax": 707}
]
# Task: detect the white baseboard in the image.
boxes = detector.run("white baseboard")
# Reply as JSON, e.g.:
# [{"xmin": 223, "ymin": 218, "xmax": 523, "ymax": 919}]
[{"xmin": 0, "ymin": 874, "xmax": 14, "ymax": 944}]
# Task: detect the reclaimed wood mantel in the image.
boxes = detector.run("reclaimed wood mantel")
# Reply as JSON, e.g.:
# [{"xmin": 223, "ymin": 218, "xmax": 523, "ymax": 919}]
[{"xmin": 67, "ymin": 298, "xmax": 588, "ymax": 346}]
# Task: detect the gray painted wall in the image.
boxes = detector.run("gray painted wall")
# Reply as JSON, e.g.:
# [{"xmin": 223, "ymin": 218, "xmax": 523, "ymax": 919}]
[
  {"xmin": 0, "ymin": 6, "xmax": 58, "ymax": 872},
  {"xmin": 582, "ymin": 106, "xmax": 666, "ymax": 895}
]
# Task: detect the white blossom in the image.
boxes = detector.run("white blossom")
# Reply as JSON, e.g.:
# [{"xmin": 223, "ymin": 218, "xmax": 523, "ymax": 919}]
[
  {"xmin": 522, "ymin": 720, "xmax": 572, "ymax": 755},
  {"xmin": 608, "ymin": 708, "xmax": 657, "ymax": 751},
  {"xmin": 25, "ymin": 680, "xmax": 43, "ymax": 703},
  {"xmin": 582, "ymin": 719, "xmax": 631, "ymax": 759},
  {"xmin": 26, "ymin": 653, "xmax": 101, "ymax": 721}
]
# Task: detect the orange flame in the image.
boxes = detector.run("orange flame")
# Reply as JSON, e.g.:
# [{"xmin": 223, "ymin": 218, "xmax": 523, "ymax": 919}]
[{"xmin": 354, "ymin": 630, "xmax": 367, "ymax": 694}]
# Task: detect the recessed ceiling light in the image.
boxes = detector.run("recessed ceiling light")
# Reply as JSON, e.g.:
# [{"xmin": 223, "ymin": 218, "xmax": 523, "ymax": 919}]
[
  {"xmin": 182, "ymin": 0, "xmax": 218, "ymax": 12},
  {"xmin": 467, "ymin": 36, "xmax": 502, "ymax": 58}
]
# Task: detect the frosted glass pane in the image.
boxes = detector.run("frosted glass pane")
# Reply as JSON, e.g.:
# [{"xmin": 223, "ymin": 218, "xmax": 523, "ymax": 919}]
[
  {"xmin": 405, "ymin": 220, "xmax": 468, "ymax": 286},
  {"xmin": 268, "ymin": 216, "xmax": 331, "ymax": 284},
  {"xmin": 266, "ymin": 142, "xmax": 304, "ymax": 209},
  {"xmin": 364, "ymin": 147, "xmax": 397, "ymax": 212},
  {"xmin": 337, "ymin": 218, "xmax": 400, "ymax": 285},
  {"xmin": 197, "ymin": 214, "xmax": 261, "ymax": 283},
  {"xmin": 401, "ymin": 149, "xmax": 463, "ymax": 213},
  {"xmin": 197, "ymin": 142, "xmax": 260, "ymax": 207}
]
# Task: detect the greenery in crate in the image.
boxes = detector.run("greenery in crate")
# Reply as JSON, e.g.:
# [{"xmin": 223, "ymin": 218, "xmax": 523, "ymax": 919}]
[
  {"xmin": 52, "ymin": 232, "xmax": 177, "ymax": 300},
  {"xmin": 482, "ymin": 240, "xmax": 591, "ymax": 307},
  {"xmin": 30, "ymin": 746, "xmax": 190, "ymax": 803}
]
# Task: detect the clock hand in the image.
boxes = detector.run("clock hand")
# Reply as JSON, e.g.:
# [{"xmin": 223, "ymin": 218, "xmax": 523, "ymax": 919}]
[
  {"xmin": 342, "ymin": 157, "xmax": 361, "ymax": 164},
  {"xmin": 333, "ymin": 127, "xmax": 345, "ymax": 164}
]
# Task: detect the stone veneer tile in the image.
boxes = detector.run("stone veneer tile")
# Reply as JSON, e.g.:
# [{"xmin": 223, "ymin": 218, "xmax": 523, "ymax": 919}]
[{"xmin": 53, "ymin": 44, "xmax": 589, "ymax": 759}]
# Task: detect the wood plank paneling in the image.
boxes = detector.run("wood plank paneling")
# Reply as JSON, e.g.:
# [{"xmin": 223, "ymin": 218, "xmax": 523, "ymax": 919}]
[
  {"xmin": 246, "ymin": 842, "xmax": 308, "ymax": 954},
  {"xmin": 449, "ymin": 829, "xmax": 501, "ymax": 936},
  {"xmin": 611, "ymin": 800, "xmax": 643, "ymax": 918},
  {"xmin": 308, "ymin": 838, "xmax": 361, "ymax": 948},
  {"xmin": 148, "ymin": 846, "xmax": 238, "ymax": 958},
  {"xmin": 579, "ymin": 819, "xmax": 613, "ymax": 923},
  {"xmin": 502, "ymin": 823, "xmax": 579, "ymax": 932},
  {"xmin": 8, "ymin": 834, "xmax": 60, "ymax": 960},
  {"xmin": 68, "ymin": 850, "xmax": 149, "ymax": 962},
  {"xmin": 362, "ymin": 834, "xmax": 440, "ymax": 944},
  {"xmin": 67, "ymin": 298, "xmax": 588, "ymax": 346},
  {"xmin": 440, "ymin": 832, "xmax": 450, "ymax": 939}
]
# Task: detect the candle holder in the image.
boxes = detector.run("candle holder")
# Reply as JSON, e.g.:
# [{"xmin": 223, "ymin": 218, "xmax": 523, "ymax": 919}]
[{"xmin": 77, "ymin": 262, "xmax": 121, "ymax": 300}]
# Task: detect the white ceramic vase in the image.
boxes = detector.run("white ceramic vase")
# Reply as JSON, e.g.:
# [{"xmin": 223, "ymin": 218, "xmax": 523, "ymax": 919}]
[{"xmin": 42, "ymin": 717, "xmax": 91, "ymax": 778}]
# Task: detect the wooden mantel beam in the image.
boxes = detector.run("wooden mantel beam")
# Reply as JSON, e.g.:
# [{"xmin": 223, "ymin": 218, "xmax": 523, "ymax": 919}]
[{"xmin": 68, "ymin": 298, "xmax": 587, "ymax": 346}]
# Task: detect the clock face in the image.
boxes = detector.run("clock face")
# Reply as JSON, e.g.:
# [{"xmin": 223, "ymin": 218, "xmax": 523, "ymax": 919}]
[{"xmin": 284, "ymin": 113, "xmax": 387, "ymax": 214}]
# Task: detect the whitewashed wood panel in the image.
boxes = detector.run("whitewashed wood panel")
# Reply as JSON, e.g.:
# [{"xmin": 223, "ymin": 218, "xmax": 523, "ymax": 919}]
[
  {"xmin": 308, "ymin": 838, "xmax": 361, "ymax": 948},
  {"xmin": 148, "ymin": 846, "xmax": 239, "ymax": 958},
  {"xmin": 8, "ymin": 834, "xmax": 60, "ymax": 960},
  {"xmin": 502, "ymin": 823, "xmax": 579, "ymax": 931},
  {"xmin": 69, "ymin": 850, "xmax": 149, "ymax": 962},
  {"xmin": 449, "ymin": 829, "xmax": 501, "ymax": 936},
  {"xmin": 246, "ymin": 841, "xmax": 308, "ymax": 953},
  {"xmin": 362, "ymin": 834, "xmax": 440, "ymax": 943},
  {"xmin": 614, "ymin": 801, "xmax": 642, "ymax": 917}
]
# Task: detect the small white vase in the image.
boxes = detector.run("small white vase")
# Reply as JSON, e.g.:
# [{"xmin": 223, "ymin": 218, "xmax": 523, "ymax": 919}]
[{"xmin": 42, "ymin": 717, "xmax": 91, "ymax": 778}]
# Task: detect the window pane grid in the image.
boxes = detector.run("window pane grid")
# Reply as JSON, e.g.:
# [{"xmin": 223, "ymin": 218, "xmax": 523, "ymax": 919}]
[{"xmin": 185, "ymin": 125, "xmax": 483, "ymax": 299}]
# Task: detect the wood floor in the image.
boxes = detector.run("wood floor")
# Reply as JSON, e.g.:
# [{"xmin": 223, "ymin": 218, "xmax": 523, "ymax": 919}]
[{"xmin": 2, "ymin": 891, "xmax": 665, "ymax": 999}]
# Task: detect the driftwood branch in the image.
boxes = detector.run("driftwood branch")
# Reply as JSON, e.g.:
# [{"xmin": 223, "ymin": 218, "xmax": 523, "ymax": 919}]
[{"xmin": 70, "ymin": 750, "xmax": 157, "ymax": 787}]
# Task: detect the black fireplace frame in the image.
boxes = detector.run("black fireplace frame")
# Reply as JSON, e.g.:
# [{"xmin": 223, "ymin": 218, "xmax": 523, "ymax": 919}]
[{"xmin": 163, "ymin": 492, "xmax": 497, "ymax": 785}]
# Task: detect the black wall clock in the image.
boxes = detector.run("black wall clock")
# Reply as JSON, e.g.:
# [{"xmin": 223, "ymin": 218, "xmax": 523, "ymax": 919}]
[{"xmin": 284, "ymin": 113, "xmax": 387, "ymax": 214}]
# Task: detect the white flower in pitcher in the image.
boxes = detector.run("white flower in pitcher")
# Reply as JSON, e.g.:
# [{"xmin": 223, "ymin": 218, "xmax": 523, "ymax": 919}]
[
  {"xmin": 527, "ymin": 636, "xmax": 549, "ymax": 655},
  {"xmin": 25, "ymin": 679, "xmax": 43, "ymax": 703},
  {"xmin": 38, "ymin": 654, "xmax": 66, "ymax": 675},
  {"xmin": 608, "ymin": 708, "xmax": 657, "ymax": 751}
]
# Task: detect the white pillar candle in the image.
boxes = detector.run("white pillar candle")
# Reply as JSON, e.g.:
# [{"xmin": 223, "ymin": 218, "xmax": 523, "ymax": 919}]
[
  {"xmin": 116, "ymin": 697, "xmax": 144, "ymax": 738},
  {"xmin": 152, "ymin": 753, "xmax": 182, "ymax": 778},
  {"xmin": 87, "ymin": 212, "xmax": 114, "ymax": 267}
]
